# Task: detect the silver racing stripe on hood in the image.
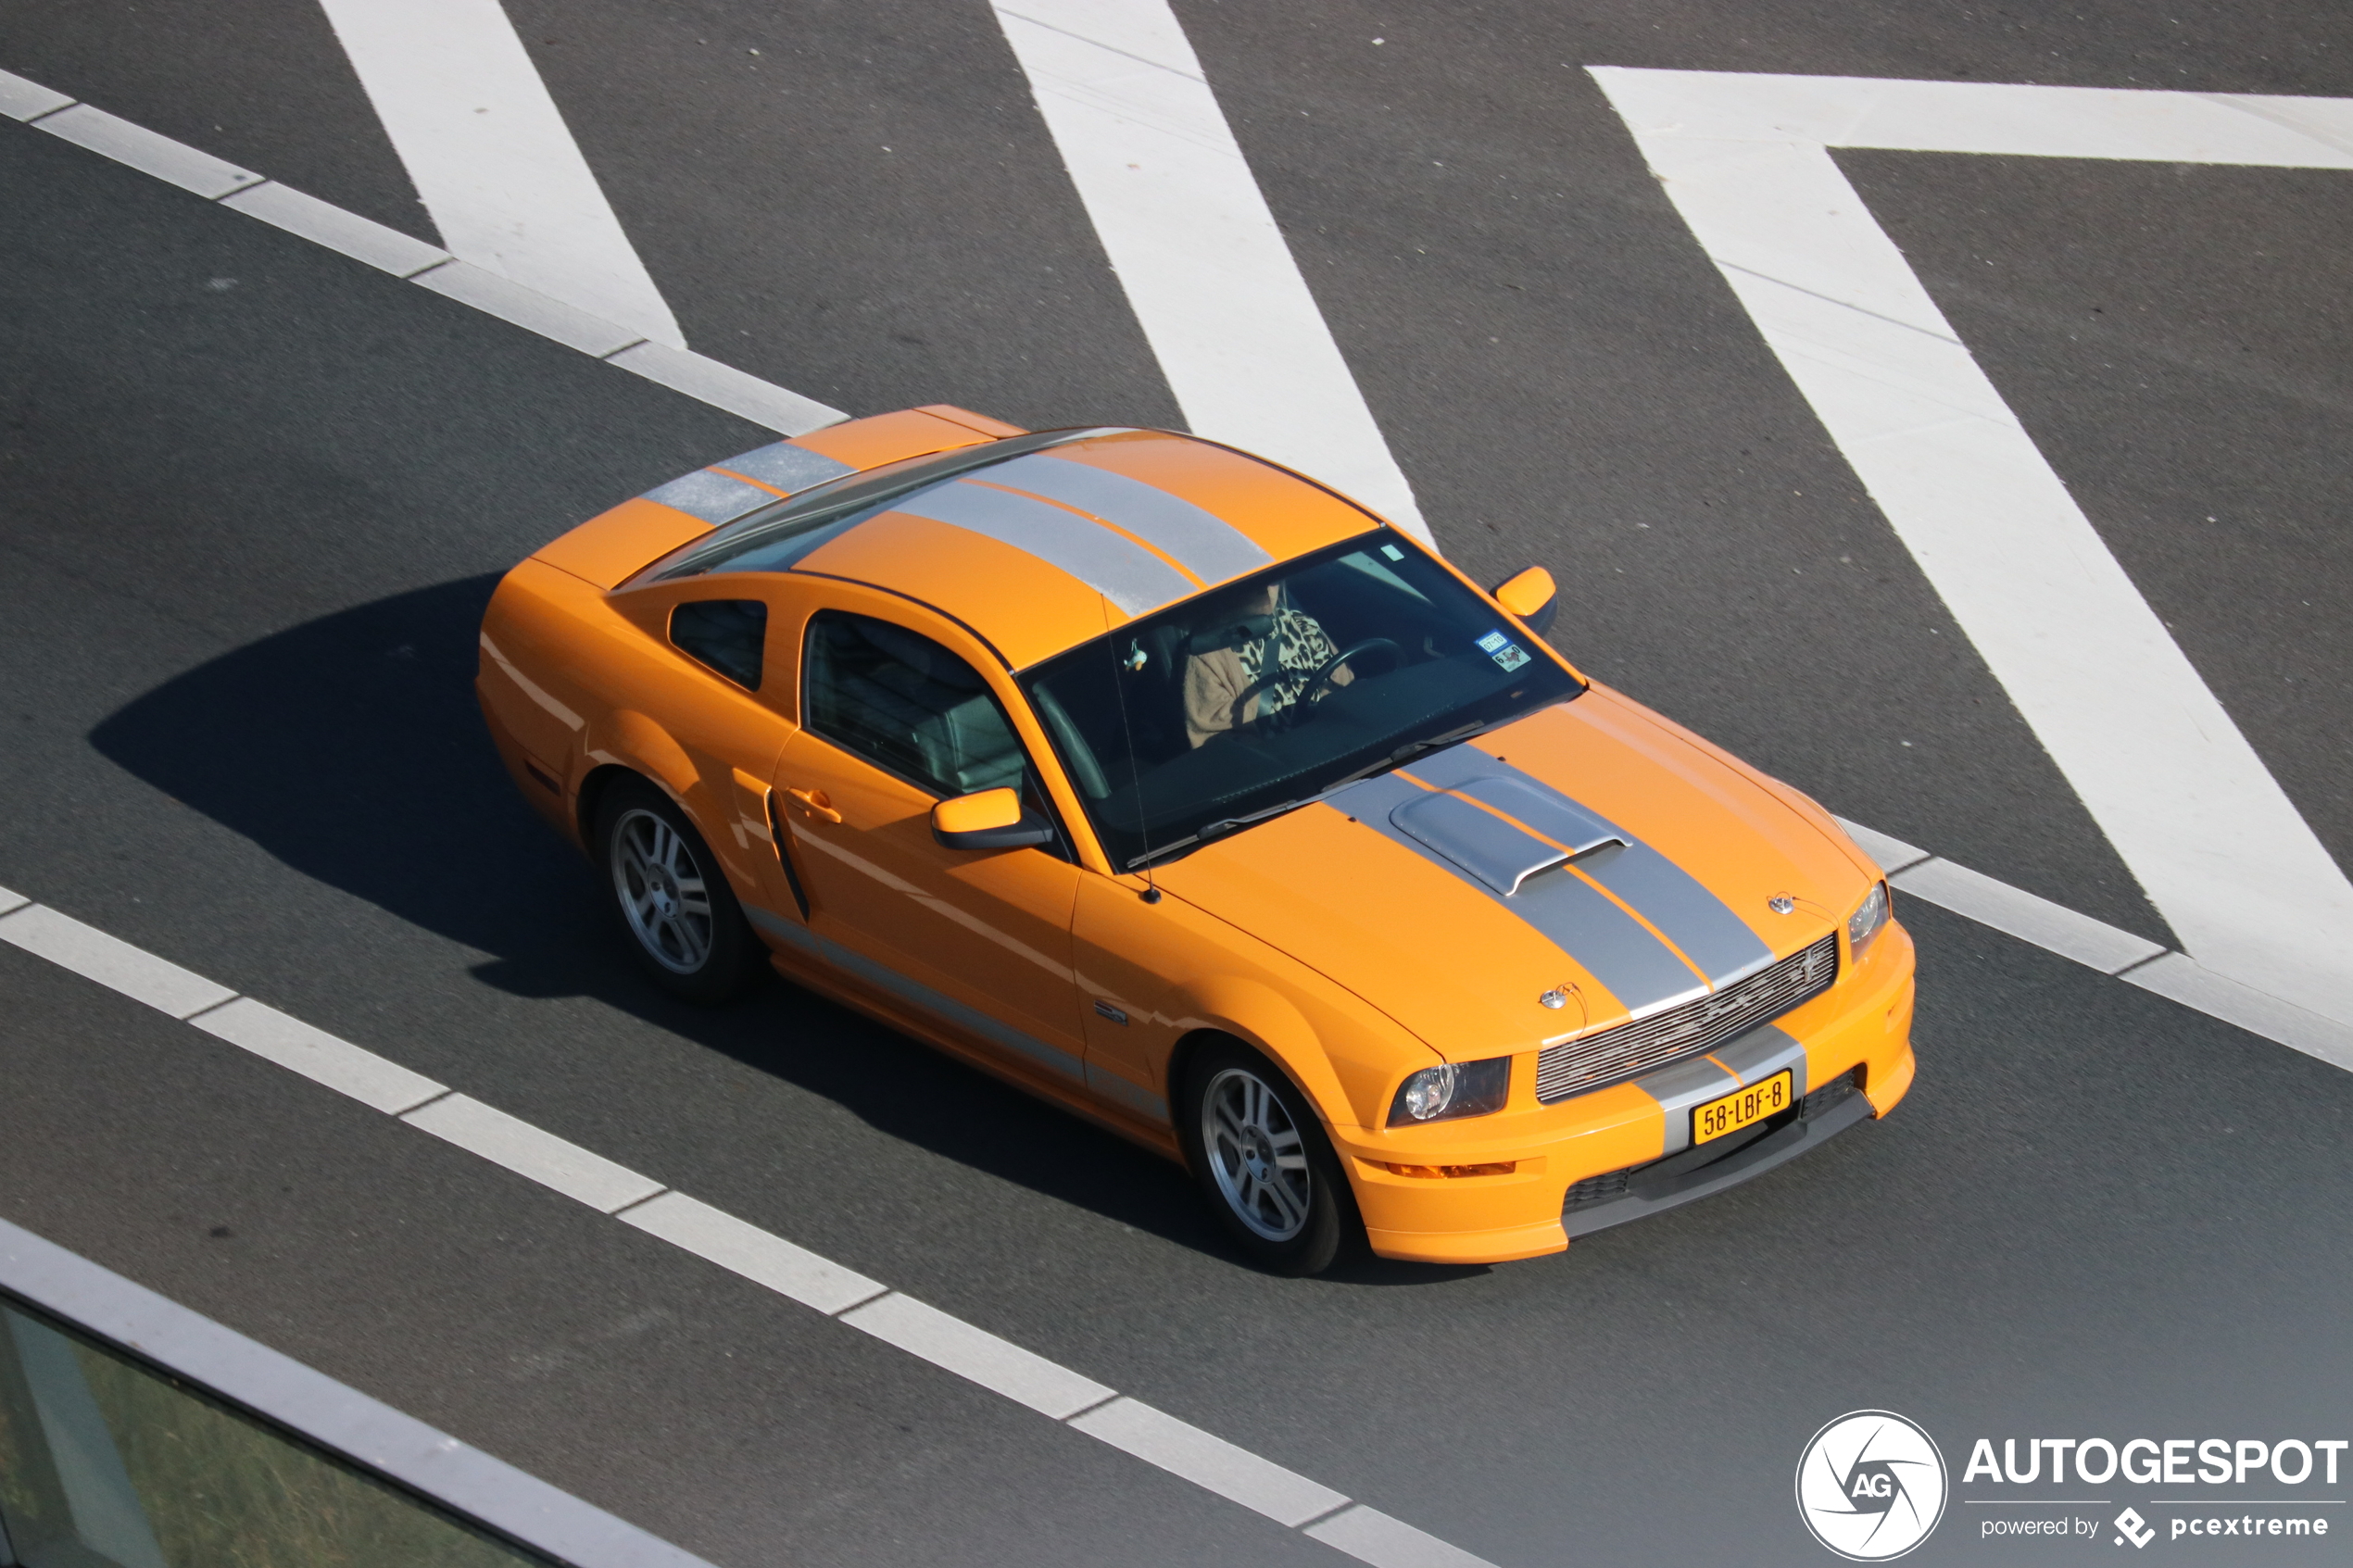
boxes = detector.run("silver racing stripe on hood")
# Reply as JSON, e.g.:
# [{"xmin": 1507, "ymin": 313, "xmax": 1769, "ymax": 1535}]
[
  {"xmin": 1404, "ymin": 746, "xmax": 1777, "ymax": 988},
  {"xmin": 1329, "ymin": 772, "xmax": 1707, "ymax": 1017}
]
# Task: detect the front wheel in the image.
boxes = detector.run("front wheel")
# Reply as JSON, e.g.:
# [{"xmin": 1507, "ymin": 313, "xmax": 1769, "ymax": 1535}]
[
  {"xmin": 1178, "ymin": 1040, "xmax": 1355, "ymax": 1275},
  {"xmin": 593, "ymin": 776, "xmax": 761, "ymax": 1003}
]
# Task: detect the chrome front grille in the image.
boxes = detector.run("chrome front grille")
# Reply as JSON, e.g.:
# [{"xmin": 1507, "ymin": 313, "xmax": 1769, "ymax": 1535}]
[{"xmin": 1535, "ymin": 935, "xmax": 1839, "ymax": 1103}]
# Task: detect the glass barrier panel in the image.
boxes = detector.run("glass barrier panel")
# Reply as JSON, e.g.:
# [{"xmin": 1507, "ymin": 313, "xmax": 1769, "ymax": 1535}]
[{"xmin": 0, "ymin": 1301, "xmax": 547, "ymax": 1568}]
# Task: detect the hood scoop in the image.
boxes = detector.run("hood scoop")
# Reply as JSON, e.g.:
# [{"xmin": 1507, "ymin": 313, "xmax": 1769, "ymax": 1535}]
[{"xmin": 1390, "ymin": 777, "xmax": 1624, "ymax": 897}]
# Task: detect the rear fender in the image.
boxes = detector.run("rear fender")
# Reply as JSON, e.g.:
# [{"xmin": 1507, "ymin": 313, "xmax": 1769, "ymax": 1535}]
[{"xmin": 592, "ymin": 711, "xmax": 699, "ymax": 809}]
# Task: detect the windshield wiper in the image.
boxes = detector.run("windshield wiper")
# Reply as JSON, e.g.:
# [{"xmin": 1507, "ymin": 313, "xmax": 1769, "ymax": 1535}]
[
  {"xmin": 1126, "ymin": 797, "xmax": 1313, "ymax": 870},
  {"xmin": 1327, "ymin": 721, "xmax": 1491, "ymax": 791}
]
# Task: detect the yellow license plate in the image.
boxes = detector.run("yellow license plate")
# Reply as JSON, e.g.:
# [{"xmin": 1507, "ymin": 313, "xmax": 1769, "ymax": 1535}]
[{"xmin": 1693, "ymin": 1069, "xmax": 1793, "ymax": 1144}]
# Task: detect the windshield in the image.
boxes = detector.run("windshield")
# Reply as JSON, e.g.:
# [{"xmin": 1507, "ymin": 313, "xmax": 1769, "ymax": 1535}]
[{"xmin": 1020, "ymin": 532, "xmax": 1583, "ymax": 868}]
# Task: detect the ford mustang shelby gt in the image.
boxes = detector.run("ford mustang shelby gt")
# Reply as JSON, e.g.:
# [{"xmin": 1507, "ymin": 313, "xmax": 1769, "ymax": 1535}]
[{"xmin": 478, "ymin": 405, "xmax": 1915, "ymax": 1273}]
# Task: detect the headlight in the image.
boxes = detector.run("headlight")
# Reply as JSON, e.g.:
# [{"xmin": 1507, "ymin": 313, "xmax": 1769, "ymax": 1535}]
[
  {"xmin": 1388, "ymin": 1058, "xmax": 1511, "ymax": 1126},
  {"xmin": 1847, "ymin": 882, "xmax": 1891, "ymax": 961}
]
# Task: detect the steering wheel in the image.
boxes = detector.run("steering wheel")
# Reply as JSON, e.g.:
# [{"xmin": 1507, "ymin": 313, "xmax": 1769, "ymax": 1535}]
[{"xmin": 1233, "ymin": 638, "xmax": 1402, "ymax": 733}]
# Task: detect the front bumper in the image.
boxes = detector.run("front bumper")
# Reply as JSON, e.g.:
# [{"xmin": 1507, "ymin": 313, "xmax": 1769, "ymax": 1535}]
[
  {"xmin": 1557, "ymin": 1071, "xmax": 1873, "ymax": 1236},
  {"xmin": 1338, "ymin": 922, "xmax": 1917, "ymax": 1264}
]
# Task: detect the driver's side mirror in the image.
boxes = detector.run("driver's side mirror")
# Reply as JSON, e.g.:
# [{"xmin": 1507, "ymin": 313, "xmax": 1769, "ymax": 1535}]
[
  {"xmin": 1491, "ymin": 566, "xmax": 1557, "ymax": 638},
  {"xmin": 931, "ymin": 787, "xmax": 1055, "ymax": 851}
]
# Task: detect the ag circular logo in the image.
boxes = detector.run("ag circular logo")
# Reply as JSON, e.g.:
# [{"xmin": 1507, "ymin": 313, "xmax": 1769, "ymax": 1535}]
[{"xmin": 1795, "ymin": 1410, "xmax": 1948, "ymax": 1561}]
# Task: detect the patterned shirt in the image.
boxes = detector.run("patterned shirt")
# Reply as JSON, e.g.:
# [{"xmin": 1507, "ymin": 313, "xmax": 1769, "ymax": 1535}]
[{"xmin": 1183, "ymin": 608, "xmax": 1346, "ymax": 746}]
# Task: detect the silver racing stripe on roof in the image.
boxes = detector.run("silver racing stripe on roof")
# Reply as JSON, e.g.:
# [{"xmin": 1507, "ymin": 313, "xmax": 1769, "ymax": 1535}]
[
  {"xmin": 714, "ymin": 442, "xmax": 855, "ymax": 493},
  {"xmin": 640, "ymin": 469, "xmax": 779, "ymax": 524},
  {"xmin": 888, "ymin": 477, "xmax": 1200, "ymax": 614},
  {"xmin": 979, "ymin": 453, "xmax": 1274, "ymax": 586},
  {"xmin": 1408, "ymin": 746, "xmax": 1777, "ymax": 986},
  {"xmin": 1330, "ymin": 772, "xmax": 1706, "ymax": 1017},
  {"xmin": 640, "ymin": 446, "xmax": 854, "ymax": 527}
]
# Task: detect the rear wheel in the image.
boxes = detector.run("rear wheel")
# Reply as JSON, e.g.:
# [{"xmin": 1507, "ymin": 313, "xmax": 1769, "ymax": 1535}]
[
  {"xmin": 1178, "ymin": 1039, "xmax": 1354, "ymax": 1275},
  {"xmin": 593, "ymin": 776, "xmax": 761, "ymax": 1003}
]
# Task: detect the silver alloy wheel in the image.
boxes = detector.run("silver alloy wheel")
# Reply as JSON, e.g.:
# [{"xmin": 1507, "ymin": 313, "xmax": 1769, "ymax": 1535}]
[
  {"xmin": 1201, "ymin": 1066, "xmax": 1312, "ymax": 1242},
  {"xmin": 610, "ymin": 807, "xmax": 714, "ymax": 974}
]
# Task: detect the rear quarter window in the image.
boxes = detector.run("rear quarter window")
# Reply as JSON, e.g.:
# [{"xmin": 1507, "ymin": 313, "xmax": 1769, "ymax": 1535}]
[{"xmin": 670, "ymin": 599, "xmax": 768, "ymax": 688}]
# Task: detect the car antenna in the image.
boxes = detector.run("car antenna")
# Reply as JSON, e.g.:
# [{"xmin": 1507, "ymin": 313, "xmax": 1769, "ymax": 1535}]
[{"xmin": 1109, "ymin": 630, "xmax": 1162, "ymax": 903}]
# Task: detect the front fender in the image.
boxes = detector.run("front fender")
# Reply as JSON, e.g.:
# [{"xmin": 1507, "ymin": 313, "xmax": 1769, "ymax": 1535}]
[{"xmin": 1170, "ymin": 976, "xmax": 1344, "ymax": 1117}]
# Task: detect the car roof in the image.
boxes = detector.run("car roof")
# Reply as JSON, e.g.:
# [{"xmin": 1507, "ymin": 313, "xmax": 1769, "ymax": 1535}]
[{"xmin": 746, "ymin": 430, "xmax": 1391, "ymax": 670}]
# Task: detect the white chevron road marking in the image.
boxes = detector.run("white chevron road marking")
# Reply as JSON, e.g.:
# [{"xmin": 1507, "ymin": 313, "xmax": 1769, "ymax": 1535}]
[
  {"xmin": 1592, "ymin": 69, "xmax": 2353, "ymax": 1029},
  {"xmin": 316, "ymin": 0, "xmax": 685, "ymax": 347},
  {"xmin": 991, "ymin": 0, "xmax": 1430, "ymax": 542}
]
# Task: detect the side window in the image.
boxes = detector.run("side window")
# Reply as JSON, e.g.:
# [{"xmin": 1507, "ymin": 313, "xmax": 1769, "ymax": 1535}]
[
  {"xmin": 671, "ymin": 599, "xmax": 767, "ymax": 688},
  {"xmin": 803, "ymin": 612, "xmax": 1029, "ymax": 800}
]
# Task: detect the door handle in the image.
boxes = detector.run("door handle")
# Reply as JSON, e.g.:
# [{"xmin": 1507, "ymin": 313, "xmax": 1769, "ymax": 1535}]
[{"xmin": 784, "ymin": 786, "xmax": 841, "ymax": 824}]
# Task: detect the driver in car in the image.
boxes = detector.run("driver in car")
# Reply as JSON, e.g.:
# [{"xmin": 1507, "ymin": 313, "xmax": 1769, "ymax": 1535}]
[{"xmin": 1182, "ymin": 582, "xmax": 1353, "ymax": 747}]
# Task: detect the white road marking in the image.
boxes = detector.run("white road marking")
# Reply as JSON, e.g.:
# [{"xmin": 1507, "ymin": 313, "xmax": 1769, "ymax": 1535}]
[
  {"xmin": 399, "ymin": 1094, "xmax": 665, "ymax": 1213},
  {"xmin": 1306, "ymin": 1505, "xmax": 1502, "ymax": 1568},
  {"xmin": 218, "ymin": 182, "xmax": 449, "ymax": 276},
  {"xmin": 0, "ymin": 905, "xmax": 235, "ymax": 1018},
  {"xmin": 616, "ymin": 1192, "xmax": 886, "ymax": 1315},
  {"xmin": 34, "ymin": 104, "xmax": 262, "ymax": 199},
  {"xmin": 0, "ymin": 68, "xmax": 72, "ymax": 121},
  {"xmin": 314, "ymin": 0, "xmax": 685, "ymax": 347},
  {"xmin": 837, "ymin": 1293, "xmax": 1116, "ymax": 1419},
  {"xmin": 411, "ymin": 257, "xmax": 646, "ymax": 358},
  {"xmin": 1831, "ymin": 816, "xmax": 1929, "ymax": 875},
  {"xmin": 188, "ymin": 997, "xmax": 447, "ymax": 1114},
  {"xmin": 604, "ymin": 341, "xmax": 849, "ymax": 436},
  {"xmin": 1066, "ymin": 1396, "xmax": 1349, "ymax": 1524},
  {"xmin": 0, "ymin": 69, "xmax": 846, "ymax": 434},
  {"xmin": 1590, "ymin": 69, "xmax": 2353, "ymax": 1030},
  {"xmin": 2123, "ymin": 956, "xmax": 2353, "ymax": 1074},
  {"xmin": 1892, "ymin": 859, "xmax": 2165, "ymax": 974},
  {"xmin": 0, "ymin": 882, "xmax": 1502, "ymax": 1565},
  {"xmin": 991, "ymin": 0, "xmax": 1430, "ymax": 541},
  {"xmin": 1, "ymin": 844, "xmax": 2342, "ymax": 1556}
]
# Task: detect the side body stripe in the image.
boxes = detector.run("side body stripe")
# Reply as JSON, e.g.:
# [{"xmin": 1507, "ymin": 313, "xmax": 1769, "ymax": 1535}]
[
  {"xmin": 744, "ymin": 904, "xmax": 1170, "ymax": 1123},
  {"xmin": 744, "ymin": 905, "xmax": 1086, "ymax": 1084}
]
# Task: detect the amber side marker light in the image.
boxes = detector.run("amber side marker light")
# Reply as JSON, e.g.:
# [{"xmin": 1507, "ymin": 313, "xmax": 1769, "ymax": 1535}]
[{"xmin": 1377, "ymin": 1161, "xmax": 1518, "ymax": 1179}]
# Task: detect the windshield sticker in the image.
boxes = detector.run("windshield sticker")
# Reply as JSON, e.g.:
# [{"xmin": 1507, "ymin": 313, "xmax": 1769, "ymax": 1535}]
[
  {"xmin": 1380, "ymin": 543, "xmax": 1405, "ymax": 561},
  {"xmin": 1477, "ymin": 630, "xmax": 1531, "ymax": 671}
]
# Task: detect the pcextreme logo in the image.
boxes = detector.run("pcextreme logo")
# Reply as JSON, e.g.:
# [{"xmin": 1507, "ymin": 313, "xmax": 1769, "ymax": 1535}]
[{"xmin": 1797, "ymin": 1410, "xmax": 1950, "ymax": 1561}]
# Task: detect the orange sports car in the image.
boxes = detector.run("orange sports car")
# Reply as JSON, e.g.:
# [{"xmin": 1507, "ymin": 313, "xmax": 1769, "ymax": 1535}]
[{"xmin": 478, "ymin": 406, "xmax": 1915, "ymax": 1273}]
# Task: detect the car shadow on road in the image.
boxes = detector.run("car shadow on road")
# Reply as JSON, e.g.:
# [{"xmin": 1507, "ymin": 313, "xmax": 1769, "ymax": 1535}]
[{"xmin": 90, "ymin": 575, "xmax": 1482, "ymax": 1286}]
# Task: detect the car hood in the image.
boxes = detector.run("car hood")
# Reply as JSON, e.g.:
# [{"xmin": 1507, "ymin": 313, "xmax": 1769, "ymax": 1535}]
[{"xmin": 1150, "ymin": 689, "xmax": 1875, "ymax": 1060}]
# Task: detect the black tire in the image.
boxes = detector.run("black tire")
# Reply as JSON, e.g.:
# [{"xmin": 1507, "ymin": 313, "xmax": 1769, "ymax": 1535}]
[
  {"xmin": 592, "ymin": 775, "xmax": 762, "ymax": 1003},
  {"xmin": 1177, "ymin": 1038, "xmax": 1356, "ymax": 1275}
]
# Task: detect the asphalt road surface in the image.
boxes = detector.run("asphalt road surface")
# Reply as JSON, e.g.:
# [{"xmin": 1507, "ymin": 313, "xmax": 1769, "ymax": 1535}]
[{"xmin": 2, "ymin": 3, "xmax": 2348, "ymax": 1565}]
